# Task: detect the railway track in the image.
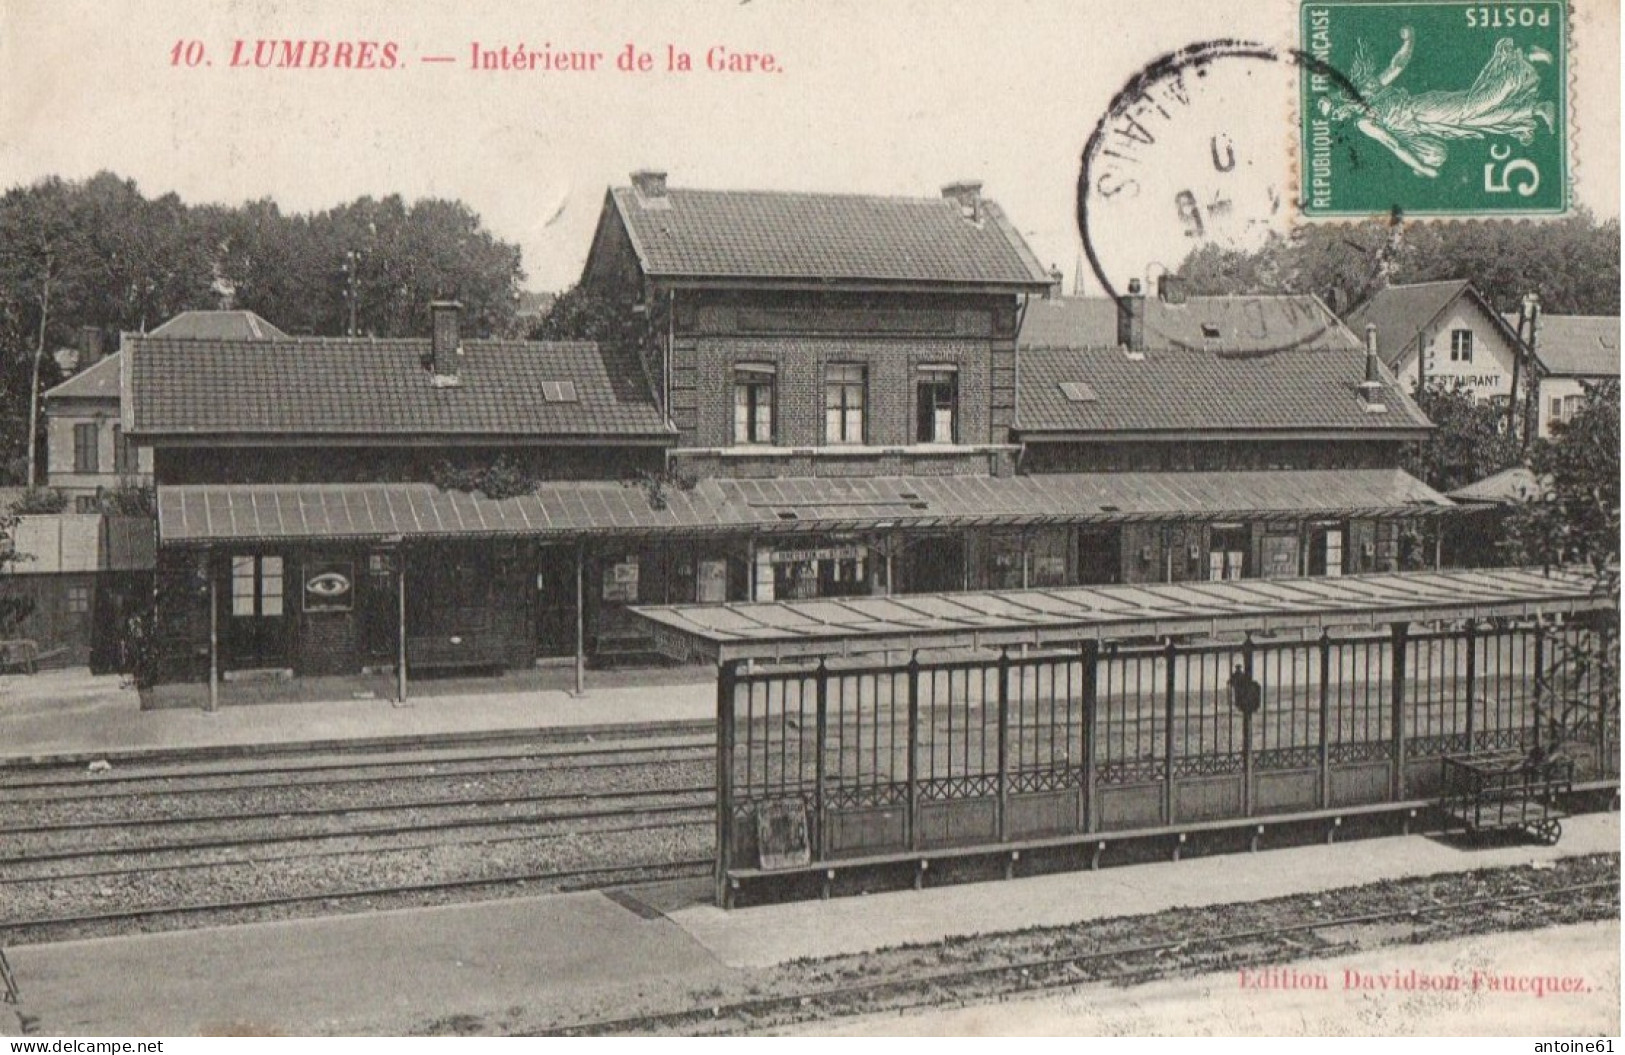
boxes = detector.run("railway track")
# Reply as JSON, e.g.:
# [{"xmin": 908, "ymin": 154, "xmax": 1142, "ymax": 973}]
[
  {"xmin": 538, "ymin": 861, "xmax": 1621, "ymax": 1036},
  {"xmin": 0, "ymin": 857, "xmax": 716, "ymax": 946},
  {"xmin": 0, "ymin": 732, "xmax": 721, "ymax": 944},
  {"xmin": 0, "ymin": 737, "xmax": 715, "ymax": 798}
]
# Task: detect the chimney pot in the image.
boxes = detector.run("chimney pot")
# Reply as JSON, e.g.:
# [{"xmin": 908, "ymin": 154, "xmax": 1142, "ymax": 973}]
[
  {"xmin": 941, "ymin": 180, "xmax": 983, "ymax": 221},
  {"xmin": 1117, "ymin": 279, "xmax": 1146, "ymax": 351},
  {"xmin": 631, "ymin": 169, "xmax": 668, "ymax": 199},
  {"xmin": 429, "ymin": 300, "xmax": 462, "ymax": 378}
]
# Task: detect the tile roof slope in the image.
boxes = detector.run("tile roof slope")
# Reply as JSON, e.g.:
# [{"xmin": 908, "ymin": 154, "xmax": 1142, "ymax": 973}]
[
  {"xmin": 129, "ymin": 338, "xmax": 670, "ymax": 437},
  {"xmin": 1502, "ymin": 313, "xmax": 1621, "ymax": 377},
  {"xmin": 159, "ymin": 469, "xmax": 1452, "ymax": 544},
  {"xmin": 1344, "ymin": 281, "xmax": 1471, "ymax": 359},
  {"xmin": 1019, "ymin": 295, "xmax": 1363, "ymax": 353},
  {"xmin": 43, "ymin": 352, "xmax": 122, "ymax": 400},
  {"xmin": 610, "ymin": 186, "xmax": 1053, "ymax": 288},
  {"xmin": 1017, "ymin": 346, "xmax": 1431, "ymax": 436},
  {"xmin": 1448, "ymin": 465, "xmax": 1541, "ymax": 505},
  {"xmin": 147, "ymin": 310, "xmax": 290, "ymax": 341}
]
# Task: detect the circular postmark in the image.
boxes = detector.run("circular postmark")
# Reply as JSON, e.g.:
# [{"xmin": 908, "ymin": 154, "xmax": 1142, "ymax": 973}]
[{"xmin": 1076, "ymin": 40, "xmax": 1362, "ymax": 350}]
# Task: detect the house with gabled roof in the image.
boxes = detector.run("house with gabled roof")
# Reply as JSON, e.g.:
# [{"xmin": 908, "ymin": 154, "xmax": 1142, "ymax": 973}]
[
  {"xmin": 1345, "ymin": 280, "xmax": 1527, "ymax": 401},
  {"xmin": 1508, "ymin": 312, "xmax": 1620, "ymax": 437}
]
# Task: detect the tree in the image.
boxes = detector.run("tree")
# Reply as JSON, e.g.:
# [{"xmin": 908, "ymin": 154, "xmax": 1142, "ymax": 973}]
[
  {"xmin": 1502, "ymin": 381, "xmax": 1620, "ymax": 767},
  {"xmin": 1401, "ymin": 382, "xmax": 1523, "ymax": 494},
  {"xmin": 0, "ymin": 178, "xmax": 94, "ymax": 485},
  {"xmin": 1176, "ymin": 210, "xmax": 1621, "ymax": 316}
]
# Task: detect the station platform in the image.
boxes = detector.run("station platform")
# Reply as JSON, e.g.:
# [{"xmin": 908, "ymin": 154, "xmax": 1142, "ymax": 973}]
[
  {"xmin": 0, "ymin": 668, "xmax": 718, "ymax": 764},
  {"xmin": 3, "ymin": 812, "xmax": 1618, "ymax": 1036}
]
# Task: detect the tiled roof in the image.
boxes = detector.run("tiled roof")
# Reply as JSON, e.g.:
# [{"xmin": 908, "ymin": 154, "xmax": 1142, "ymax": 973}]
[
  {"xmin": 1344, "ymin": 281, "xmax": 1492, "ymax": 362},
  {"xmin": 1016, "ymin": 344, "xmax": 1431, "ymax": 434},
  {"xmin": 129, "ymin": 338, "xmax": 670, "ymax": 438},
  {"xmin": 606, "ymin": 186, "xmax": 1053, "ymax": 288},
  {"xmin": 1019, "ymin": 295, "xmax": 1361, "ymax": 353},
  {"xmin": 1448, "ymin": 466, "xmax": 1541, "ymax": 505},
  {"xmin": 1503, "ymin": 313, "xmax": 1620, "ymax": 377},
  {"xmin": 631, "ymin": 567, "xmax": 1603, "ymax": 662},
  {"xmin": 43, "ymin": 353, "xmax": 122, "ymax": 401},
  {"xmin": 159, "ymin": 469, "xmax": 1451, "ymax": 545},
  {"xmin": 148, "ymin": 310, "xmax": 289, "ymax": 340}
]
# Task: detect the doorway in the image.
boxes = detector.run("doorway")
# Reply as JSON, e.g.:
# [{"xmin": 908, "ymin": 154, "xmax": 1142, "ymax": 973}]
[
  {"xmin": 224, "ymin": 554, "xmax": 289, "ymax": 669},
  {"xmin": 1076, "ymin": 528, "xmax": 1123, "ymax": 585},
  {"xmin": 900, "ymin": 535, "xmax": 965, "ymax": 595},
  {"xmin": 535, "ymin": 546, "xmax": 577, "ymax": 657}
]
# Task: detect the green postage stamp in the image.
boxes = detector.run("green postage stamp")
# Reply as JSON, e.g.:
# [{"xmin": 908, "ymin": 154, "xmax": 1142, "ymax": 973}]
[{"xmin": 1301, "ymin": 0, "xmax": 1568, "ymax": 216}]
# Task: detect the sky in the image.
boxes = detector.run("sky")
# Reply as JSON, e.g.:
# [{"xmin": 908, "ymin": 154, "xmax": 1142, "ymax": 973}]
[{"xmin": 0, "ymin": 0, "xmax": 1616, "ymax": 295}]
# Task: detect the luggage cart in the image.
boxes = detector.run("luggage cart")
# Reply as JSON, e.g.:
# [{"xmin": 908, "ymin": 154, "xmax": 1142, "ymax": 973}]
[{"xmin": 1439, "ymin": 750, "xmax": 1573, "ymax": 845}]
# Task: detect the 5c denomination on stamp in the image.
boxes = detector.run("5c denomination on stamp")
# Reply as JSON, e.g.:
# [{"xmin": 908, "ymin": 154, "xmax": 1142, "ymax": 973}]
[{"xmin": 1301, "ymin": 0, "xmax": 1568, "ymax": 216}]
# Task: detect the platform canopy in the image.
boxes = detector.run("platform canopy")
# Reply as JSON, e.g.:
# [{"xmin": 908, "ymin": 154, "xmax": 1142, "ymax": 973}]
[
  {"xmin": 158, "ymin": 468, "xmax": 1451, "ymax": 545},
  {"xmin": 628, "ymin": 567, "xmax": 1613, "ymax": 663}
]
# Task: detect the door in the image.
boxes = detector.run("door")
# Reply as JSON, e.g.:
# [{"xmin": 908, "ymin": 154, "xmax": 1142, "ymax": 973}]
[
  {"xmin": 1208, "ymin": 529, "xmax": 1248, "ymax": 581},
  {"xmin": 535, "ymin": 546, "xmax": 576, "ymax": 657},
  {"xmin": 1308, "ymin": 527, "xmax": 1345, "ymax": 577},
  {"xmin": 1076, "ymin": 528, "xmax": 1122, "ymax": 585},
  {"xmin": 225, "ymin": 554, "xmax": 289, "ymax": 669},
  {"xmin": 901, "ymin": 535, "xmax": 965, "ymax": 594}
]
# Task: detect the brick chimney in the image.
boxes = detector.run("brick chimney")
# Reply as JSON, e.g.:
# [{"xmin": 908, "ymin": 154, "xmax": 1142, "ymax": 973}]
[
  {"xmin": 1117, "ymin": 279, "xmax": 1146, "ymax": 352},
  {"xmin": 428, "ymin": 300, "xmax": 462, "ymax": 381},
  {"xmin": 1359, "ymin": 323, "xmax": 1387, "ymax": 412},
  {"xmin": 1045, "ymin": 266, "xmax": 1064, "ymax": 300},
  {"xmin": 630, "ymin": 169, "xmax": 668, "ymax": 200},
  {"xmin": 941, "ymin": 181, "xmax": 983, "ymax": 222},
  {"xmin": 79, "ymin": 325, "xmax": 104, "ymax": 368}
]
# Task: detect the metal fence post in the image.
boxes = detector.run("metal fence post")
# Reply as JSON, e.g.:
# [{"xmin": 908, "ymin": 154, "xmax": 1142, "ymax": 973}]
[
  {"xmin": 1463, "ymin": 622, "xmax": 1477, "ymax": 752},
  {"xmin": 814, "ymin": 659, "xmax": 829, "ymax": 862},
  {"xmin": 1318, "ymin": 632, "xmax": 1332, "ymax": 809},
  {"xmin": 715, "ymin": 659, "xmax": 737, "ymax": 908},
  {"xmin": 1242, "ymin": 634, "xmax": 1255, "ymax": 817},
  {"xmin": 1164, "ymin": 639, "xmax": 1177, "ymax": 825},
  {"xmin": 1532, "ymin": 622, "xmax": 1547, "ymax": 752},
  {"xmin": 907, "ymin": 652, "xmax": 921, "ymax": 851},
  {"xmin": 997, "ymin": 648, "xmax": 1010, "ymax": 842},
  {"xmin": 1081, "ymin": 641, "xmax": 1099, "ymax": 834},
  {"xmin": 1390, "ymin": 623, "xmax": 1408, "ymax": 800}
]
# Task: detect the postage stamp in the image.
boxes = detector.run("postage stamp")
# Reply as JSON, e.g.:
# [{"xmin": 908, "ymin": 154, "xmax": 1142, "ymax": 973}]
[{"xmin": 1301, "ymin": 0, "xmax": 1569, "ymax": 216}]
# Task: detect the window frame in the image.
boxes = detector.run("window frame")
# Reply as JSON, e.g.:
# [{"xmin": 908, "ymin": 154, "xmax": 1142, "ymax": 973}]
[
  {"xmin": 1449, "ymin": 328, "xmax": 1474, "ymax": 363},
  {"xmin": 823, "ymin": 363, "xmax": 867, "ymax": 446},
  {"xmin": 915, "ymin": 365, "xmax": 960, "ymax": 445},
  {"xmin": 73, "ymin": 422, "xmax": 99, "ymax": 474},
  {"xmin": 732, "ymin": 363, "xmax": 776, "ymax": 445}
]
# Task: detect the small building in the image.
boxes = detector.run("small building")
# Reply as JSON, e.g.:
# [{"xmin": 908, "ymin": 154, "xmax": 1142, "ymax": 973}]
[
  {"xmin": 1347, "ymin": 280, "xmax": 1527, "ymax": 401},
  {"xmin": 0, "ymin": 513, "xmax": 156, "ymax": 670},
  {"xmin": 1513, "ymin": 313, "xmax": 1620, "ymax": 437},
  {"xmin": 42, "ymin": 347, "xmax": 150, "ymax": 511}
]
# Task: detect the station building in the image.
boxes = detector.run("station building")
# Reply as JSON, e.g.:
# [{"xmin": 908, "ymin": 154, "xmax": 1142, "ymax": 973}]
[{"xmin": 128, "ymin": 173, "xmax": 1455, "ymax": 696}]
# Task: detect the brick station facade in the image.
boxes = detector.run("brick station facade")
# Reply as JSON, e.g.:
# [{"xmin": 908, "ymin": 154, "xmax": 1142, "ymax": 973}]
[{"xmin": 130, "ymin": 173, "xmax": 1454, "ymax": 697}]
